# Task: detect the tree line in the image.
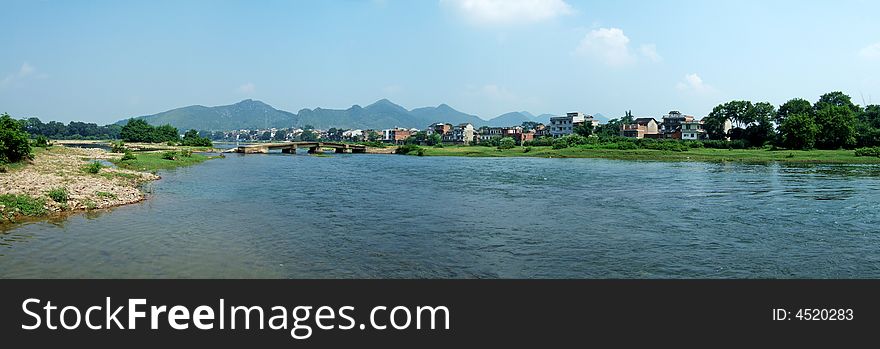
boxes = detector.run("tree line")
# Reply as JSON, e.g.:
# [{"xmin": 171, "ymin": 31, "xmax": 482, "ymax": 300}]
[
  {"xmin": 702, "ymin": 91, "xmax": 878, "ymax": 150},
  {"xmin": 21, "ymin": 117, "xmax": 122, "ymax": 140},
  {"xmin": 119, "ymin": 119, "xmax": 211, "ymax": 146}
]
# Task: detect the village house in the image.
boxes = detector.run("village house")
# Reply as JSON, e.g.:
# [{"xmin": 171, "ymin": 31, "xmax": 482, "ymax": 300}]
[
  {"xmin": 426, "ymin": 122, "xmax": 452, "ymax": 136},
  {"xmin": 621, "ymin": 117, "xmax": 659, "ymax": 138},
  {"xmin": 442, "ymin": 123, "xmax": 475, "ymax": 144},
  {"xmin": 550, "ymin": 112, "xmax": 597, "ymax": 137},
  {"xmin": 383, "ymin": 127, "xmax": 414, "ymax": 144},
  {"xmin": 659, "ymin": 111, "xmax": 694, "ymax": 139},
  {"xmin": 680, "ymin": 119, "xmax": 705, "ymax": 140}
]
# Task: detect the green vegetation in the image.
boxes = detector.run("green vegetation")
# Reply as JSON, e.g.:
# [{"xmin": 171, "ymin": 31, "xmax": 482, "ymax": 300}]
[
  {"xmin": 0, "ymin": 194, "xmax": 47, "ymax": 221},
  {"xmin": 0, "ymin": 112, "xmax": 32, "ymax": 164},
  {"xmin": 405, "ymin": 131, "xmax": 443, "ymax": 146},
  {"xmin": 111, "ymin": 151, "xmax": 211, "ymax": 171},
  {"xmin": 110, "ymin": 140, "xmax": 126, "ymax": 153},
  {"xmin": 121, "ymin": 150, "xmax": 137, "ymax": 161},
  {"xmin": 854, "ymin": 147, "xmax": 880, "ymax": 157},
  {"xmin": 417, "ymin": 145, "xmax": 880, "ymax": 164},
  {"xmin": 83, "ymin": 161, "xmax": 103, "ymax": 174},
  {"xmin": 120, "ymin": 119, "xmax": 180, "ymax": 143},
  {"xmin": 95, "ymin": 191, "xmax": 117, "ymax": 199},
  {"xmin": 47, "ymin": 187, "xmax": 69, "ymax": 203},
  {"xmin": 396, "ymin": 144, "xmax": 422, "ymax": 155},
  {"xmin": 181, "ymin": 129, "xmax": 213, "ymax": 147},
  {"xmin": 21, "ymin": 117, "xmax": 121, "ymax": 140},
  {"xmin": 497, "ymin": 137, "xmax": 516, "ymax": 150}
]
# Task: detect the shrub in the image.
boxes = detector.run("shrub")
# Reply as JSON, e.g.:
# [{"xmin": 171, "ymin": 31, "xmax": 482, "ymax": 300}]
[
  {"xmin": 110, "ymin": 140, "xmax": 126, "ymax": 153},
  {"xmin": 524, "ymin": 146, "xmax": 532, "ymax": 153},
  {"xmin": 166, "ymin": 141, "xmax": 177, "ymax": 146},
  {"xmin": 161, "ymin": 151, "xmax": 178, "ymax": 160},
  {"xmin": 84, "ymin": 161, "xmax": 103, "ymax": 174},
  {"xmin": 0, "ymin": 113, "xmax": 32, "ymax": 164},
  {"xmin": 181, "ymin": 129, "xmax": 213, "ymax": 147},
  {"xmin": 180, "ymin": 149, "xmax": 193, "ymax": 157},
  {"xmin": 497, "ymin": 137, "xmax": 516, "ymax": 150},
  {"xmin": 417, "ymin": 148, "xmax": 425, "ymax": 156},
  {"xmin": 34, "ymin": 135, "xmax": 50, "ymax": 148},
  {"xmin": 396, "ymin": 144, "xmax": 421, "ymax": 155},
  {"xmin": 855, "ymin": 147, "xmax": 880, "ymax": 157},
  {"xmin": 121, "ymin": 150, "xmax": 137, "ymax": 161},
  {"xmin": 47, "ymin": 187, "xmax": 69, "ymax": 203}
]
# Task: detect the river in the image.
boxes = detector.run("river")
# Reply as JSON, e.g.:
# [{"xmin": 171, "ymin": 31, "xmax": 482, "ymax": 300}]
[{"xmin": 2, "ymin": 151, "xmax": 880, "ymax": 278}]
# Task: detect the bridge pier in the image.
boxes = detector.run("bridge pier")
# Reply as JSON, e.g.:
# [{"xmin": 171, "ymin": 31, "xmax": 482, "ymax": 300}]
[
  {"xmin": 308, "ymin": 146, "xmax": 321, "ymax": 154},
  {"xmin": 335, "ymin": 147, "xmax": 352, "ymax": 154},
  {"xmin": 281, "ymin": 146, "xmax": 297, "ymax": 154}
]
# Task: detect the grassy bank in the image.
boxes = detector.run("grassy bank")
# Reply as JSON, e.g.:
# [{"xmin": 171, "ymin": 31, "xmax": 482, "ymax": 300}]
[
  {"xmin": 417, "ymin": 146, "xmax": 880, "ymax": 164},
  {"xmin": 111, "ymin": 151, "xmax": 215, "ymax": 171}
]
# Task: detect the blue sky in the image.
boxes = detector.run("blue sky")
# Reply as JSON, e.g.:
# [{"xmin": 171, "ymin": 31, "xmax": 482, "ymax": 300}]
[{"xmin": 2, "ymin": 0, "xmax": 879, "ymax": 124}]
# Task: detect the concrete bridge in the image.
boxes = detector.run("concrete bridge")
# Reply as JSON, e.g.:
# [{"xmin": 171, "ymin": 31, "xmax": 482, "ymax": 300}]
[{"xmin": 232, "ymin": 142, "xmax": 368, "ymax": 154}]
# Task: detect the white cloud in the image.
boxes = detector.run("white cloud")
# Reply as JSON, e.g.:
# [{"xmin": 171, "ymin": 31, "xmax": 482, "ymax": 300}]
[
  {"xmin": 441, "ymin": 0, "xmax": 572, "ymax": 25},
  {"xmin": 859, "ymin": 42, "xmax": 880, "ymax": 60},
  {"xmin": 576, "ymin": 27, "xmax": 636, "ymax": 67},
  {"xmin": 639, "ymin": 43, "xmax": 662, "ymax": 62},
  {"xmin": 1, "ymin": 62, "xmax": 40, "ymax": 87},
  {"xmin": 237, "ymin": 82, "xmax": 256, "ymax": 94},
  {"xmin": 676, "ymin": 73, "xmax": 714, "ymax": 94}
]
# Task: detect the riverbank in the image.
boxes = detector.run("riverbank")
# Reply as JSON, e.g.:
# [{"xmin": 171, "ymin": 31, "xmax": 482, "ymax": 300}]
[
  {"xmin": 0, "ymin": 146, "xmax": 214, "ymax": 223},
  {"xmin": 417, "ymin": 146, "xmax": 880, "ymax": 164}
]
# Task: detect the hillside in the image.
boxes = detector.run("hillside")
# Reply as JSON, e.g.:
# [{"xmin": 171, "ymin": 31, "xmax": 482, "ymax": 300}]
[{"xmin": 119, "ymin": 99, "xmax": 556, "ymax": 131}]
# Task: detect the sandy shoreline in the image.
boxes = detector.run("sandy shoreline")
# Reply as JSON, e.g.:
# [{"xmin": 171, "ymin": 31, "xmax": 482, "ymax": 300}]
[{"xmin": 0, "ymin": 146, "xmax": 160, "ymax": 221}]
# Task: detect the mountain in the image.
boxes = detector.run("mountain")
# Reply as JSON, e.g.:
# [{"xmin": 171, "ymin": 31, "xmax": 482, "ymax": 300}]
[
  {"xmin": 118, "ymin": 99, "xmax": 296, "ymax": 131},
  {"xmin": 484, "ymin": 111, "xmax": 550, "ymax": 127},
  {"xmin": 409, "ymin": 104, "xmax": 484, "ymax": 126},
  {"xmin": 119, "ymin": 99, "xmax": 555, "ymax": 131}
]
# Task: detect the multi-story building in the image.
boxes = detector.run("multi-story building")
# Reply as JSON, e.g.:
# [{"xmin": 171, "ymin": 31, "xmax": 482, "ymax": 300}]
[
  {"xmin": 680, "ymin": 120, "xmax": 705, "ymax": 140},
  {"xmin": 383, "ymin": 128, "xmax": 413, "ymax": 144},
  {"xmin": 660, "ymin": 111, "xmax": 695, "ymax": 139},
  {"xmin": 550, "ymin": 112, "xmax": 595, "ymax": 137},
  {"xmin": 621, "ymin": 118, "xmax": 659, "ymax": 138},
  {"xmin": 443, "ymin": 123, "xmax": 475, "ymax": 144},
  {"xmin": 427, "ymin": 122, "xmax": 453, "ymax": 136}
]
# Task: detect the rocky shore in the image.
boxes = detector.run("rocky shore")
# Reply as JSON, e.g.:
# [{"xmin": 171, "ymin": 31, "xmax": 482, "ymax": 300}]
[{"xmin": 0, "ymin": 146, "xmax": 160, "ymax": 220}]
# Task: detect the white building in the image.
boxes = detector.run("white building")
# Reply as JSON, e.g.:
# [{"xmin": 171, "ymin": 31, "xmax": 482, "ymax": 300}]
[{"xmin": 550, "ymin": 112, "xmax": 595, "ymax": 137}]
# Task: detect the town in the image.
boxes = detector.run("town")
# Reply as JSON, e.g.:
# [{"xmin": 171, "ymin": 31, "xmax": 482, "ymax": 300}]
[{"xmin": 206, "ymin": 110, "xmax": 731, "ymax": 146}]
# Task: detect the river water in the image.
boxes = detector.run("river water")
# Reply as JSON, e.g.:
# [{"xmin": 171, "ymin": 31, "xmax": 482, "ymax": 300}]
[{"xmin": 2, "ymin": 151, "xmax": 880, "ymax": 278}]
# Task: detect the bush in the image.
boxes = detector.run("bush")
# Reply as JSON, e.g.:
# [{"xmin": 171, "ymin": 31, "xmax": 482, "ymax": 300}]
[
  {"xmin": 497, "ymin": 137, "xmax": 516, "ymax": 150},
  {"xmin": 84, "ymin": 161, "xmax": 103, "ymax": 174},
  {"xmin": 396, "ymin": 144, "xmax": 422, "ymax": 155},
  {"xmin": 121, "ymin": 150, "xmax": 137, "ymax": 161},
  {"xmin": 180, "ymin": 149, "xmax": 193, "ymax": 157},
  {"xmin": 110, "ymin": 140, "xmax": 126, "ymax": 153},
  {"xmin": 417, "ymin": 148, "xmax": 425, "ymax": 156},
  {"xmin": 166, "ymin": 141, "xmax": 177, "ymax": 146},
  {"xmin": 524, "ymin": 146, "xmax": 532, "ymax": 153},
  {"xmin": 0, "ymin": 113, "xmax": 32, "ymax": 164},
  {"xmin": 161, "ymin": 151, "xmax": 178, "ymax": 160},
  {"xmin": 47, "ymin": 187, "xmax": 69, "ymax": 204},
  {"xmin": 855, "ymin": 147, "xmax": 880, "ymax": 157},
  {"xmin": 34, "ymin": 135, "xmax": 51, "ymax": 148}
]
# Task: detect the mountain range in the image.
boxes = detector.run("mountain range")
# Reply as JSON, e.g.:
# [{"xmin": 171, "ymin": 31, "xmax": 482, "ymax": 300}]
[{"xmin": 117, "ymin": 99, "xmax": 579, "ymax": 131}]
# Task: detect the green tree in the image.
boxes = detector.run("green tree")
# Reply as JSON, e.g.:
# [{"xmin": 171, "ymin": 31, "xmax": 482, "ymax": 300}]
[
  {"xmin": 704, "ymin": 104, "xmax": 731, "ymax": 140},
  {"xmin": 300, "ymin": 130, "xmax": 318, "ymax": 142},
  {"xmin": 776, "ymin": 98, "xmax": 813, "ymax": 126},
  {"xmin": 155, "ymin": 124, "xmax": 180, "ymax": 143},
  {"xmin": 497, "ymin": 137, "xmax": 516, "ymax": 149},
  {"xmin": 0, "ymin": 113, "xmax": 32, "ymax": 163},
  {"xmin": 778, "ymin": 113, "xmax": 818, "ymax": 149},
  {"xmin": 814, "ymin": 105, "xmax": 856, "ymax": 149},
  {"xmin": 573, "ymin": 121, "xmax": 593, "ymax": 137},
  {"xmin": 743, "ymin": 102, "xmax": 775, "ymax": 147},
  {"xmin": 181, "ymin": 129, "xmax": 213, "ymax": 147},
  {"xmin": 119, "ymin": 119, "xmax": 155, "ymax": 142}
]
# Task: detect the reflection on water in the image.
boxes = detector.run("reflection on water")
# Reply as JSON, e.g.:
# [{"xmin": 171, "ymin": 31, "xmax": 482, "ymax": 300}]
[{"xmin": 2, "ymin": 155, "xmax": 880, "ymax": 278}]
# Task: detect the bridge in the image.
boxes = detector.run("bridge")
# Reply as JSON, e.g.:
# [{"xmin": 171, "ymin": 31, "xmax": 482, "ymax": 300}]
[{"xmin": 231, "ymin": 142, "xmax": 368, "ymax": 154}]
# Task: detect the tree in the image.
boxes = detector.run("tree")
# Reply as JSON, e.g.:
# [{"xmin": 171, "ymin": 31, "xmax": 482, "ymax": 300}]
[
  {"xmin": 815, "ymin": 91, "xmax": 860, "ymax": 113},
  {"xmin": 273, "ymin": 130, "xmax": 288, "ymax": 141},
  {"xmin": 778, "ymin": 113, "xmax": 818, "ymax": 149},
  {"xmin": 367, "ymin": 131, "xmax": 381, "ymax": 142},
  {"xmin": 155, "ymin": 124, "xmax": 179, "ymax": 143},
  {"xmin": 300, "ymin": 130, "xmax": 318, "ymax": 142},
  {"xmin": 776, "ymin": 98, "xmax": 813, "ymax": 126},
  {"xmin": 814, "ymin": 105, "xmax": 856, "ymax": 149},
  {"xmin": 0, "ymin": 113, "xmax": 31, "ymax": 163},
  {"xmin": 743, "ymin": 102, "xmax": 775, "ymax": 147},
  {"xmin": 704, "ymin": 104, "xmax": 731, "ymax": 140},
  {"xmin": 573, "ymin": 121, "xmax": 593, "ymax": 137},
  {"xmin": 497, "ymin": 137, "xmax": 516, "ymax": 149},
  {"xmin": 120, "ymin": 119, "xmax": 155, "ymax": 142},
  {"xmin": 181, "ymin": 129, "xmax": 213, "ymax": 147}
]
